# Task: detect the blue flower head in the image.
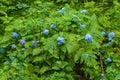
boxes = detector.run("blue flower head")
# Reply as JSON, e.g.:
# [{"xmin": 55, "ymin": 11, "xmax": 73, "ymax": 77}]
[
  {"xmin": 80, "ymin": 24, "xmax": 86, "ymax": 29},
  {"xmin": 32, "ymin": 41, "xmax": 37, "ymax": 47},
  {"xmin": 11, "ymin": 44, "xmax": 16, "ymax": 49},
  {"xmin": 73, "ymin": 14, "xmax": 79, "ymax": 18},
  {"xmin": 71, "ymin": 20, "xmax": 77, "ymax": 23},
  {"xmin": 12, "ymin": 32, "xmax": 19, "ymax": 39},
  {"xmin": 21, "ymin": 48, "xmax": 25, "ymax": 51},
  {"xmin": 106, "ymin": 58, "xmax": 112, "ymax": 63},
  {"xmin": 108, "ymin": 32, "xmax": 115, "ymax": 40},
  {"xmin": 101, "ymin": 31, "xmax": 106, "ymax": 37},
  {"xmin": 85, "ymin": 34, "xmax": 94, "ymax": 43},
  {"xmin": 100, "ymin": 50, "xmax": 104, "ymax": 54},
  {"xmin": 107, "ymin": 41, "xmax": 111, "ymax": 47},
  {"xmin": 0, "ymin": 48, "xmax": 5, "ymax": 54},
  {"xmin": 50, "ymin": 24, "xmax": 56, "ymax": 29},
  {"xmin": 59, "ymin": 8, "xmax": 65, "ymax": 15},
  {"xmin": 57, "ymin": 37, "xmax": 65, "ymax": 45},
  {"xmin": 43, "ymin": 29, "xmax": 49, "ymax": 35},
  {"xmin": 20, "ymin": 40, "xmax": 26, "ymax": 46},
  {"xmin": 81, "ymin": 9, "xmax": 88, "ymax": 15}
]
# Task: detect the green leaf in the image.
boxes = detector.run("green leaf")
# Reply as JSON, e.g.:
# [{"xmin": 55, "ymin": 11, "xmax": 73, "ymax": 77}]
[
  {"xmin": 39, "ymin": 66, "xmax": 50, "ymax": 74},
  {"xmin": 32, "ymin": 48, "xmax": 41, "ymax": 56},
  {"xmin": 65, "ymin": 66, "xmax": 72, "ymax": 72},
  {"xmin": 33, "ymin": 55, "xmax": 45, "ymax": 62},
  {"xmin": 0, "ymin": 72, "xmax": 9, "ymax": 80},
  {"xmin": 115, "ymin": 74, "xmax": 120, "ymax": 80},
  {"xmin": 66, "ymin": 43, "xmax": 78, "ymax": 54},
  {"xmin": 52, "ymin": 66, "xmax": 60, "ymax": 70},
  {"xmin": 24, "ymin": 48, "xmax": 32, "ymax": 57},
  {"xmin": 66, "ymin": 74, "xmax": 74, "ymax": 80},
  {"xmin": 74, "ymin": 48, "xmax": 84, "ymax": 62}
]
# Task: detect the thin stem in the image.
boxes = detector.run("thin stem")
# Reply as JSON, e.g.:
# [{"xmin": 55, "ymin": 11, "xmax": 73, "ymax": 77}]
[
  {"xmin": 100, "ymin": 54, "xmax": 104, "ymax": 73},
  {"xmin": 100, "ymin": 54, "xmax": 105, "ymax": 79}
]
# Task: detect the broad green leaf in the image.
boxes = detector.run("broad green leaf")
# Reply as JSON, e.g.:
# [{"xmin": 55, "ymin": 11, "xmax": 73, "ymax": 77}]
[
  {"xmin": 74, "ymin": 48, "xmax": 84, "ymax": 62},
  {"xmin": 32, "ymin": 48, "xmax": 41, "ymax": 56},
  {"xmin": 39, "ymin": 66, "xmax": 50, "ymax": 74},
  {"xmin": 52, "ymin": 66, "xmax": 60, "ymax": 70},
  {"xmin": 33, "ymin": 56, "xmax": 45, "ymax": 62}
]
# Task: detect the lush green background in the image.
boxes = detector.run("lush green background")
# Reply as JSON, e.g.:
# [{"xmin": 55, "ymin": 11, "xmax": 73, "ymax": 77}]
[{"xmin": 0, "ymin": 0, "xmax": 120, "ymax": 80}]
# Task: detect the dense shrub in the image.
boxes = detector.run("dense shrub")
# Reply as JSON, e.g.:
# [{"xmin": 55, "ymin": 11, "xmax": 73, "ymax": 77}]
[{"xmin": 0, "ymin": 0, "xmax": 120, "ymax": 80}]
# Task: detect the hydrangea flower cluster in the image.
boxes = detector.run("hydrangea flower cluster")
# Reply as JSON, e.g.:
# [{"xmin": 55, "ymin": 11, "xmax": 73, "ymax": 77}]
[
  {"xmin": 43, "ymin": 29, "xmax": 49, "ymax": 35},
  {"xmin": 50, "ymin": 24, "xmax": 56, "ymax": 29},
  {"xmin": 80, "ymin": 24, "xmax": 86, "ymax": 29},
  {"xmin": 11, "ymin": 44, "xmax": 16, "ymax": 50},
  {"xmin": 21, "ymin": 48, "xmax": 25, "ymax": 51},
  {"xmin": 59, "ymin": 8, "xmax": 65, "ymax": 15},
  {"xmin": 57, "ymin": 37, "xmax": 65, "ymax": 45},
  {"xmin": 12, "ymin": 32, "xmax": 19, "ymax": 39},
  {"xmin": 81, "ymin": 9, "xmax": 88, "ymax": 15},
  {"xmin": 100, "ymin": 50, "xmax": 104, "ymax": 54},
  {"xmin": 106, "ymin": 57, "xmax": 112, "ymax": 63},
  {"xmin": 101, "ymin": 31, "xmax": 106, "ymax": 37},
  {"xmin": 0, "ymin": 48, "xmax": 5, "ymax": 54},
  {"xmin": 108, "ymin": 32, "xmax": 115, "ymax": 40},
  {"xmin": 20, "ymin": 40, "xmax": 26, "ymax": 46},
  {"xmin": 85, "ymin": 34, "xmax": 94, "ymax": 43},
  {"xmin": 11, "ymin": 32, "xmax": 38, "ymax": 51},
  {"xmin": 32, "ymin": 41, "xmax": 37, "ymax": 47}
]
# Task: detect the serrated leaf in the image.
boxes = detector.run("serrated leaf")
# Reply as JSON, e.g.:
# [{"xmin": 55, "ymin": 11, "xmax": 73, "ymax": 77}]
[
  {"xmin": 32, "ymin": 48, "xmax": 41, "ymax": 56},
  {"xmin": 52, "ymin": 66, "xmax": 60, "ymax": 70},
  {"xmin": 33, "ymin": 56, "xmax": 45, "ymax": 62},
  {"xmin": 74, "ymin": 48, "xmax": 84, "ymax": 62},
  {"xmin": 60, "ymin": 54, "xmax": 65, "ymax": 60},
  {"xmin": 52, "ymin": 53, "xmax": 59, "ymax": 59},
  {"xmin": 39, "ymin": 66, "xmax": 50, "ymax": 74},
  {"xmin": 115, "ymin": 74, "xmax": 120, "ymax": 79},
  {"xmin": 25, "ymin": 42, "xmax": 31, "ymax": 48},
  {"xmin": 65, "ymin": 66, "xmax": 72, "ymax": 72},
  {"xmin": 66, "ymin": 43, "xmax": 79, "ymax": 54},
  {"xmin": 0, "ymin": 72, "xmax": 9, "ymax": 80},
  {"xmin": 66, "ymin": 74, "xmax": 74, "ymax": 80},
  {"xmin": 24, "ymin": 48, "xmax": 32, "ymax": 57}
]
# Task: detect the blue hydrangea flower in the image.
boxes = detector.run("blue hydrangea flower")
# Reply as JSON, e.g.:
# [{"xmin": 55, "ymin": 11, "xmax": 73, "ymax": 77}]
[
  {"xmin": 101, "ymin": 31, "xmax": 106, "ymax": 37},
  {"xmin": 101, "ymin": 73, "xmax": 104, "ymax": 77},
  {"xmin": 80, "ymin": 24, "xmax": 86, "ymax": 29},
  {"xmin": 73, "ymin": 14, "xmax": 79, "ymax": 18},
  {"xmin": 100, "ymin": 50, "xmax": 104, "ymax": 54},
  {"xmin": 11, "ymin": 44, "xmax": 16, "ymax": 49},
  {"xmin": 12, "ymin": 32, "xmax": 19, "ymax": 39},
  {"xmin": 57, "ymin": 37, "xmax": 65, "ymax": 45},
  {"xmin": 106, "ymin": 58, "xmax": 112, "ymax": 63},
  {"xmin": 43, "ymin": 29, "xmax": 49, "ymax": 35},
  {"xmin": 32, "ymin": 41, "xmax": 37, "ymax": 47},
  {"xmin": 59, "ymin": 8, "xmax": 65, "ymax": 15},
  {"xmin": 108, "ymin": 32, "xmax": 115, "ymax": 40},
  {"xmin": 107, "ymin": 41, "xmax": 111, "ymax": 47},
  {"xmin": 81, "ymin": 9, "xmax": 88, "ymax": 15},
  {"xmin": 101, "ymin": 73, "xmax": 104, "ymax": 80},
  {"xmin": 20, "ymin": 40, "xmax": 26, "ymax": 46},
  {"xmin": 85, "ymin": 34, "xmax": 94, "ymax": 43},
  {"xmin": 71, "ymin": 20, "xmax": 77, "ymax": 23},
  {"xmin": 50, "ymin": 24, "xmax": 56, "ymax": 29},
  {"xmin": 0, "ymin": 48, "xmax": 5, "ymax": 54},
  {"xmin": 21, "ymin": 48, "xmax": 25, "ymax": 51}
]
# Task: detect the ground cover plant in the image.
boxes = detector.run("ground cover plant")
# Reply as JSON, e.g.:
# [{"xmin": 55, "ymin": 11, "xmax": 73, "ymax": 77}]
[{"xmin": 0, "ymin": 0, "xmax": 120, "ymax": 80}]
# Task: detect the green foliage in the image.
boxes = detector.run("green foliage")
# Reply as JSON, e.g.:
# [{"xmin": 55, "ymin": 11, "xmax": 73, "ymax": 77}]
[{"xmin": 0, "ymin": 0, "xmax": 120, "ymax": 80}]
